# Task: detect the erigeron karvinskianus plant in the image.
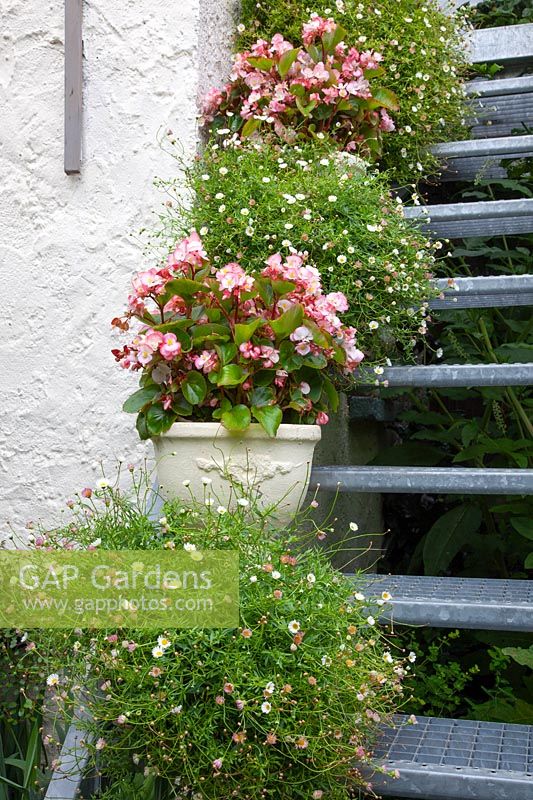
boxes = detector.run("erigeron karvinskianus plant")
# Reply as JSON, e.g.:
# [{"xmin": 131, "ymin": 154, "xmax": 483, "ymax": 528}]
[
  {"xmin": 34, "ymin": 477, "xmax": 412, "ymax": 800},
  {"xmin": 201, "ymin": 16, "xmax": 398, "ymax": 161},
  {"xmin": 112, "ymin": 232, "xmax": 364, "ymax": 439}
]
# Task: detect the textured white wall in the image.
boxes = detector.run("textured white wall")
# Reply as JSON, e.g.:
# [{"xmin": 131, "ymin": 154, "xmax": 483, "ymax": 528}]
[{"xmin": 0, "ymin": 0, "xmax": 236, "ymax": 534}]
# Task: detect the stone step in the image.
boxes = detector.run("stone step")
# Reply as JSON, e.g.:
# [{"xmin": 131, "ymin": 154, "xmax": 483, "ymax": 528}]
[
  {"xmin": 360, "ymin": 574, "xmax": 533, "ymax": 632},
  {"xmin": 372, "ymin": 715, "xmax": 533, "ymax": 799}
]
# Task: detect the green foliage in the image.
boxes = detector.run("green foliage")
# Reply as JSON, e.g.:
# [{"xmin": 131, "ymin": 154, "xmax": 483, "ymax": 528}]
[
  {"xmin": 28, "ymin": 470, "xmax": 410, "ymax": 800},
  {"xmin": 161, "ymin": 139, "xmax": 438, "ymax": 367},
  {"xmin": 236, "ymin": 0, "xmax": 470, "ymax": 182},
  {"xmin": 470, "ymin": 0, "xmax": 533, "ymax": 27}
]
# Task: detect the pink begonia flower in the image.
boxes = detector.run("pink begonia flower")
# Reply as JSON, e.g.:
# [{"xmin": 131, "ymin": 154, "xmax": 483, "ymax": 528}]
[
  {"xmin": 345, "ymin": 78, "xmax": 371, "ymax": 97},
  {"xmin": 302, "ymin": 14, "xmax": 337, "ymax": 46},
  {"xmin": 137, "ymin": 344, "xmax": 154, "ymax": 366},
  {"xmin": 260, "ymin": 346, "xmax": 279, "ymax": 367},
  {"xmin": 143, "ymin": 329, "xmax": 164, "ymax": 350},
  {"xmin": 132, "ymin": 268, "xmax": 165, "ymax": 297},
  {"xmin": 270, "ymin": 33, "xmax": 294, "ymax": 56},
  {"xmin": 300, "ymin": 382, "xmax": 311, "ymax": 395},
  {"xmin": 216, "ymin": 262, "xmax": 255, "ymax": 297},
  {"xmin": 239, "ymin": 342, "xmax": 262, "ymax": 360},
  {"xmin": 162, "ymin": 395, "xmax": 173, "ymax": 411},
  {"xmin": 201, "ymin": 87, "xmax": 224, "ymax": 121},
  {"xmin": 316, "ymin": 412, "xmax": 329, "ymax": 425},
  {"xmin": 194, "ymin": 350, "xmax": 219, "ymax": 373},
  {"xmin": 326, "ymin": 292, "xmax": 349, "ymax": 312},
  {"xmin": 291, "ymin": 325, "xmax": 313, "ymax": 343},
  {"xmin": 168, "ymin": 230, "xmax": 208, "ymax": 268},
  {"xmin": 379, "ymin": 109, "xmax": 396, "ymax": 132},
  {"xmin": 159, "ymin": 333, "xmax": 182, "ymax": 361}
]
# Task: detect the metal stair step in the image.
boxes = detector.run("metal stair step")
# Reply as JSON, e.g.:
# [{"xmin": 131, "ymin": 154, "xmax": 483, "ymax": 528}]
[
  {"xmin": 431, "ymin": 275, "xmax": 533, "ymax": 309},
  {"xmin": 466, "ymin": 76, "xmax": 533, "ymax": 138},
  {"xmin": 311, "ymin": 466, "xmax": 533, "ymax": 494},
  {"xmin": 430, "ymin": 135, "xmax": 533, "ymax": 182},
  {"xmin": 373, "ymin": 363, "xmax": 533, "ymax": 388},
  {"xmin": 404, "ymin": 198, "xmax": 533, "ymax": 238},
  {"xmin": 371, "ymin": 715, "xmax": 533, "ymax": 799},
  {"xmin": 466, "ymin": 76, "xmax": 533, "ymax": 99},
  {"xmin": 44, "ymin": 706, "xmax": 94, "ymax": 800},
  {"xmin": 360, "ymin": 574, "xmax": 533, "ymax": 632},
  {"xmin": 432, "ymin": 134, "xmax": 533, "ymax": 160},
  {"xmin": 469, "ymin": 23, "xmax": 533, "ymax": 65}
]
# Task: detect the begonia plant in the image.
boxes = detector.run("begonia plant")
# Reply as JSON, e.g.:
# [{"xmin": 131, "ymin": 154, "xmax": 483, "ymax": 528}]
[
  {"xmin": 202, "ymin": 16, "xmax": 398, "ymax": 161},
  {"xmin": 112, "ymin": 232, "xmax": 365, "ymax": 439}
]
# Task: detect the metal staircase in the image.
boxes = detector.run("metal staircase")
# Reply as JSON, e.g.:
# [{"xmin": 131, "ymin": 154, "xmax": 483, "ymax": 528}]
[
  {"xmin": 43, "ymin": 14, "xmax": 533, "ymax": 800},
  {"xmin": 327, "ymin": 17, "xmax": 533, "ymax": 800}
]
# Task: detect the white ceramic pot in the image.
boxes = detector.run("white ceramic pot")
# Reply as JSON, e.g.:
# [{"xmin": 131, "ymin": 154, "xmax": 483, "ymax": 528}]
[{"xmin": 152, "ymin": 422, "xmax": 321, "ymax": 523}]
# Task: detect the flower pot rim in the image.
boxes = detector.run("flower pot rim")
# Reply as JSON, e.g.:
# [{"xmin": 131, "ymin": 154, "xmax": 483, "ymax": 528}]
[{"xmin": 153, "ymin": 421, "xmax": 322, "ymax": 441}]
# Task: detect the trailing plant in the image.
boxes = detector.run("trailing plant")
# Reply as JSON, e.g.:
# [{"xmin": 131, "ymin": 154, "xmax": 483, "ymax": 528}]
[
  {"xmin": 112, "ymin": 231, "xmax": 366, "ymax": 439},
  {"xmin": 28, "ymin": 471, "xmax": 414, "ymax": 800},
  {"xmin": 202, "ymin": 16, "xmax": 399, "ymax": 162},
  {"xmin": 156, "ymin": 138, "xmax": 437, "ymax": 368},
  {"xmin": 235, "ymin": 0, "xmax": 470, "ymax": 182}
]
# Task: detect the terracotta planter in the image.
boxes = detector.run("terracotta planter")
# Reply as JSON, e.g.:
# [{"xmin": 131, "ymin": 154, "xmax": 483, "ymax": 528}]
[{"xmin": 152, "ymin": 422, "xmax": 321, "ymax": 523}]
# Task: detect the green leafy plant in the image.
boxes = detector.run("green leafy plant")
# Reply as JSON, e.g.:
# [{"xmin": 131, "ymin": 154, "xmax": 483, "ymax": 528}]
[
  {"xmin": 28, "ymin": 470, "xmax": 413, "ymax": 800},
  {"xmin": 236, "ymin": 0, "xmax": 470, "ymax": 182},
  {"xmin": 470, "ymin": 0, "xmax": 533, "ymax": 27},
  {"xmin": 113, "ymin": 230, "xmax": 366, "ymax": 438},
  {"xmin": 157, "ymin": 138, "xmax": 438, "ymax": 368},
  {"xmin": 202, "ymin": 16, "xmax": 399, "ymax": 162}
]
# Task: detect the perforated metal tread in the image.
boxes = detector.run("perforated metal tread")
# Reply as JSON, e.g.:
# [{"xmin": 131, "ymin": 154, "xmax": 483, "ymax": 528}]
[
  {"xmin": 311, "ymin": 466, "xmax": 533, "ymax": 494},
  {"xmin": 360, "ymin": 574, "xmax": 533, "ymax": 632},
  {"xmin": 404, "ymin": 198, "xmax": 533, "ymax": 238},
  {"xmin": 371, "ymin": 716, "xmax": 533, "ymax": 799}
]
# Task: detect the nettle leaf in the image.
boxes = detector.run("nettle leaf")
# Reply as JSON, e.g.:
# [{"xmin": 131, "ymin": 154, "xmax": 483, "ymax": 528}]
[
  {"xmin": 247, "ymin": 56, "xmax": 274, "ymax": 71},
  {"xmin": 241, "ymin": 118, "xmax": 261, "ymax": 138},
  {"xmin": 372, "ymin": 87, "xmax": 400, "ymax": 111},
  {"xmin": 252, "ymin": 405, "xmax": 283, "ymax": 437},
  {"xmin": 423, "ymin": 504, "xmax": 482, "ymax": 575},
  {"xmin": 221, "ymin": 405, "xmax": 251, "ymax": 432},
  {"xmin": 145, "ymin": 403, "xmax": 175, "ymax": 436},
  {"xmin": 278, "ymin": 47, "xmax": 301, "ymax": 78},
  {"xmin": 270, "ymin": 304, "xmax": 304, "ymax": 339},
  {"xmin": 234, "ymin": 318, "xmax": 265, "ymax": 346},
  {"xmin": 216, "ymin": 364, "xmax": 249, "ymax": 387},
  {"xmin": 123, "ymin": 386, "xmax": 160, "ymax": 413},
  {"xmin": 181, "ymin": 372, "xmax": 207, "ymax": 405}
]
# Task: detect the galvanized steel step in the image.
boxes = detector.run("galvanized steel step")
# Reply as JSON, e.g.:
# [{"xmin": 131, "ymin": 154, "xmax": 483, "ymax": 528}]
[
  {"xmin": 311, "ymin": 466, "xmax": 533, "ymax": 494},
  {"xmin": 430, "ymin": 135, "xmax": 533, "ymax": 182},
  {"xmin": 404, "ymin": 198, "xmax": 533, "ymax": 238},
  {"xmin": 376, "ymin": 363, "xmax": 533, "ymax": 387},
  {"xmin": 372, "ymin": 715, "xmax": 533, "ymax": 799},
  {"xmin": 360, "ymin": 574, "xmax": 533, "ymax": 632},
  {"xmin": 431, "ymin": 275, "xmax": 533, "ymax": 309},
  {"xmin": 469, "ymin": 23, "xmax": 533, "ymax": 65},
  {"xmin": 467, "ymin": 76, "xmax": 533, "ymax": 140}
]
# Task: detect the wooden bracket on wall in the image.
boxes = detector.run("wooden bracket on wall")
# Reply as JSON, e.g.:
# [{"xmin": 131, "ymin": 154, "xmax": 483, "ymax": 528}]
[{"xmin": 64, "ymin": 0, "xmax": 82, "ymax": 174}]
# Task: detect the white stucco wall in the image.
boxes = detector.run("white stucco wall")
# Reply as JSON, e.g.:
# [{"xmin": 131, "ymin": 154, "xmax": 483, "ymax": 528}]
[{"xmin": 0, "ymin": 0, "xmax": 236, "ymax": 534}]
